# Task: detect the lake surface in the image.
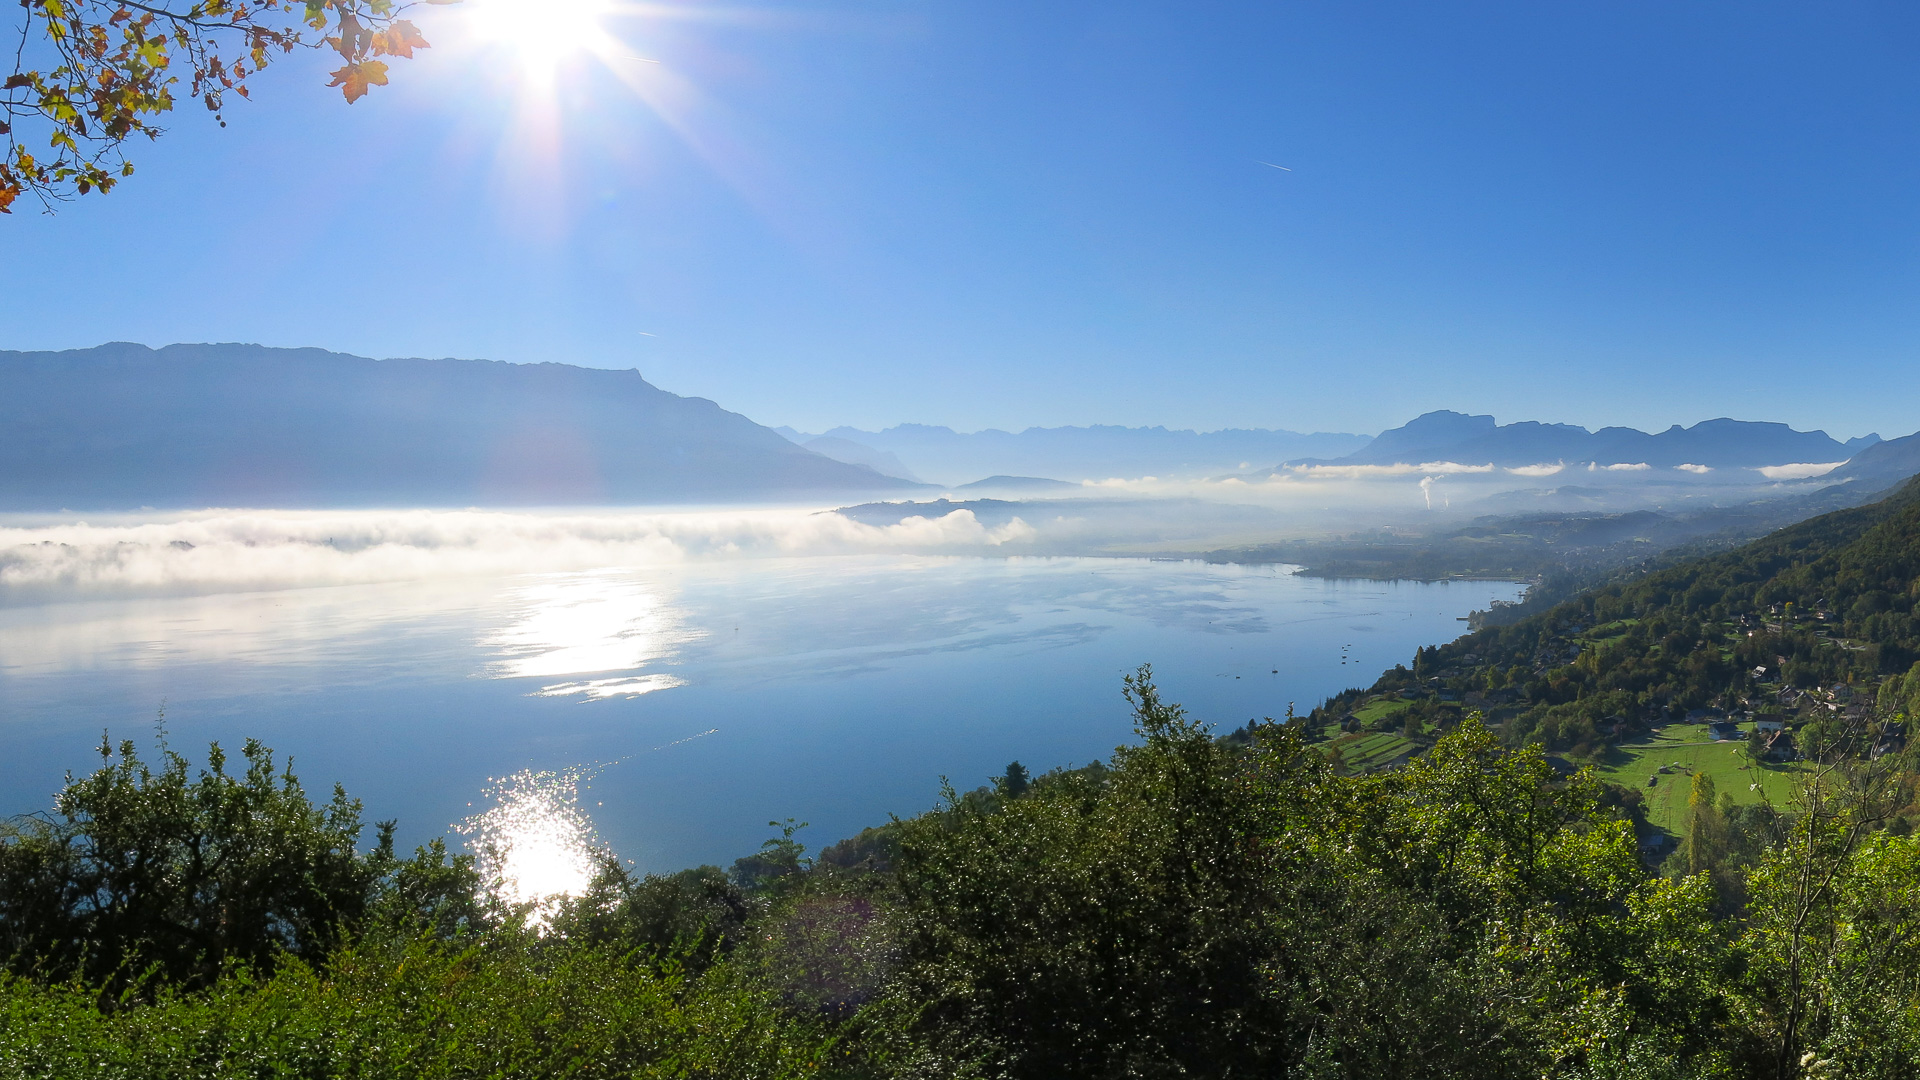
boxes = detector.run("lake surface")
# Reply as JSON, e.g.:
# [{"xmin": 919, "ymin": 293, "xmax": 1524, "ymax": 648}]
[{"xmin": 0, "ymin": 556, "xmax": 1522, "ymax": 873}]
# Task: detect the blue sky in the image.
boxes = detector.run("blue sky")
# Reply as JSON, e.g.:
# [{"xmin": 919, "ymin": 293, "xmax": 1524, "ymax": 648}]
[{"xmin": 5, "ymin": 0, "xmax": 1920, "ymax": 438}]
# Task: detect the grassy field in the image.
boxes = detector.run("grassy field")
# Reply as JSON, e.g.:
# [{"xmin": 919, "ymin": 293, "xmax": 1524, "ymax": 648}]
[
  {"xmin": 1351, "ymin": 697, "xmax": 1412, "ymax": 724},
  {"xmin": 1584, "ymin": 619, "xmax": 1640, "ymax": 646},
  {"xmin": 1596, "ymin": 722, "xmax": 1807, "ymax": 833}
]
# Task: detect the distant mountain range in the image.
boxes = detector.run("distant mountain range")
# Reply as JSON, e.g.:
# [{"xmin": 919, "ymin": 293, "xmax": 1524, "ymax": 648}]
[
  {"xmin": 787, "ymin": 411, "xmax": 1900, "ymax": 489},
  {"xmin": 7, "ymin": 345, "xmax": 1904, "ymax": 511},
  {"xmin": 775, "ymin": 424, "xmax": 1372, "ymax": 485},
  {"xmin": 0, "ymin": 343, "xmax": 912, "ymax": 509},
  {"xmin": 1280, "ymin": 410, "xmax": 1881, "ymax": 472}
]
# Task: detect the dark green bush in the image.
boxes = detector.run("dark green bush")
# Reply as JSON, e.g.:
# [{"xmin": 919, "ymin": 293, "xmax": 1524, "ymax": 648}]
[{"xmin": 0, "ymin": 737, "xmax": 476, "ymax": 991}]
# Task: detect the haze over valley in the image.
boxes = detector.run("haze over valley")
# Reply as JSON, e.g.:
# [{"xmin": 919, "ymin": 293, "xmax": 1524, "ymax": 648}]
[{"xmin": 5, "ymin": 343, "xmax": 1908, "ymax": 602}]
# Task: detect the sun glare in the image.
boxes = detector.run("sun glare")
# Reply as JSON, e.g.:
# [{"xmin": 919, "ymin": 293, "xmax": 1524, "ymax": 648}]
[
  {"xmin": 460, "ymin": 767, "xmax": 608, "ymax": 926},
  {"xmin": 470, "ymin": 0, "xmax": 618, "ymax": 74}
]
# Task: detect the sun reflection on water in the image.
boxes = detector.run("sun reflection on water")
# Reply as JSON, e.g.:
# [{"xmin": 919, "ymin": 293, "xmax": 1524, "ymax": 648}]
[
  {"xmin": 534, "ymin": 673, "xmax": 686, "ymax": 700},
  {"xmin": 458, "ymin": 766, "xmax": 609, "ymax": 923},
  {"xmin": 483, "ymin": 571, "xmax": 702, "ymax": 699}
]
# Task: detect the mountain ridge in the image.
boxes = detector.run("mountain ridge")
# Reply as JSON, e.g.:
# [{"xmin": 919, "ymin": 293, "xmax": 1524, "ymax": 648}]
[
  {"xmin": 0, "ymin": 343, "xmax": 913, "ymax": 509},
  {"xmin": 1825, "ymin": 431, "xmax": 1920, "ymax": 491},
  {"xmin": 1294, "ymin": 409, "xmax": 1879, "ymax": 471}
]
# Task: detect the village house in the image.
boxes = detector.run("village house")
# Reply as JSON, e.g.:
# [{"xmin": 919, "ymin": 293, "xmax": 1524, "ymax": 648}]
[{"xmin": 1761, "ymin": 729, "xmax": 1797, "ymax": 762}]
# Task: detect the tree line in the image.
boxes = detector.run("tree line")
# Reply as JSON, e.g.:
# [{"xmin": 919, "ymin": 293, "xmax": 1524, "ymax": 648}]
[{"xmin": 2, "ymin": 664, "xmax": 1917, "ymax": 1078}]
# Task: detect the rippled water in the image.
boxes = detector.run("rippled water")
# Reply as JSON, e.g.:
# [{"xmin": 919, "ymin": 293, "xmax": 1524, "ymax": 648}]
[{"xmin": 0, "ymin": 555, "xmax": 1522, "ymax": 874}]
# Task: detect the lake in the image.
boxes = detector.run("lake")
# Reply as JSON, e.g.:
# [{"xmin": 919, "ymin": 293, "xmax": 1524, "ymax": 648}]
[{"xmin": 0, "ymin": 554, "xmax": 1523, "ymax": 874}]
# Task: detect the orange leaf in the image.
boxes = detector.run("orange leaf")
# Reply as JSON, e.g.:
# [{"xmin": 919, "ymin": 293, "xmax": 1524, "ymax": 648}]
[
  {"xmin": 327, "ymin": 60, "xmax": 388, "ymax": 103},
  {"xmin": 374, "ymin": 19, "xmax": 429, "ymax": 59}
]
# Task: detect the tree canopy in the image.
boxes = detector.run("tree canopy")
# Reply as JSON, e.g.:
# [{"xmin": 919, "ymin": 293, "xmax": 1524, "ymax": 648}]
[{"xmin": 2, "ymin": 0, "xmax": 447, "ymax": 212}]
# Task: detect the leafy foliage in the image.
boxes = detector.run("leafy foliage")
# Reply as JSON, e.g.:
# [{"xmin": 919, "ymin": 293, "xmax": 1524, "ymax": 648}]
[
  {"xmin": 547, "ymin": 860, "xmax": 752, "ymax": 973},
  {"xmin": 0, "ymin": 934, "xmax": 834, "ymax": 1079},
  {"xmin": 0, "ymin": 736, "xmax": 476, "ymax": 989},
  {"xmin": 866, "ymin": 669, "xmax": 1753, "ymax": 1079},
  {"xmin": 1, "ymin": 0, "xmax": 449, "ymax": 211},
  {"xmin": 1, "ymin": 667, "xmax": 1917, "ymax": 1076},
  {"xmin": 881, "ymin": 670, "xmax": 1284, "ymax": 1076}
]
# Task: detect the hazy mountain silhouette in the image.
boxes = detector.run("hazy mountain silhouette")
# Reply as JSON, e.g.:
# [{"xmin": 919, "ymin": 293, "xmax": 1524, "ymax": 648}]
[
  {"xmin": 1310, "ymin": 410, "xmax": 1878, "ymax": 469},
  {"xmin": 0, "ymin": 343, "xmax": 916, "ymax": 509},
  {"xmin": 799, "ymin": 436, "xmax": 922, "ymax": 482},
  {"xmin": 778, "ymin": 423, "xmax": 1371, "ymax": 484},
  {"xmin": 952, "ymin": 476, "xmax": 1081, "ymax": 494},
  {"xmin": 1825, "ymin": 431, "xmax": 1920, "ymax": 491}
]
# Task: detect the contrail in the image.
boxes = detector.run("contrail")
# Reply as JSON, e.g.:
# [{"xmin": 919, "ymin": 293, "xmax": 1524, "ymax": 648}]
[{"xmin": 1258, "ymin": 161, "xmax": 1292, "ymax": 171}]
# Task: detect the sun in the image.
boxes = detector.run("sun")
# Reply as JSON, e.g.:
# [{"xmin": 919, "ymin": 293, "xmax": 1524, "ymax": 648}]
[{"xmin": 468, "ymin": 0, "xmax": 619, "ymax": 75}]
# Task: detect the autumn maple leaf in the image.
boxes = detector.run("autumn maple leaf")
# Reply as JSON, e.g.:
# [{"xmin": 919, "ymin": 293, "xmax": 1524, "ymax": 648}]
[
  {"xmin": 328, "ymin": 60, "xmax": 390, "ymax": 104},
  {"xmin": 374, "ymin": 20, "xmax": 430, "ymax": 60}
]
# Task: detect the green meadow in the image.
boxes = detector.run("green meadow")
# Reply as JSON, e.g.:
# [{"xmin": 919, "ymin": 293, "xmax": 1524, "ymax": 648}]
[
  {"xmin": 1350, "ymin": 696, "xmax": 1413, "ymax": 724},
  {"xmin": 1596, "ymin": 722, "xmax": 1808, "ymax": 833}
]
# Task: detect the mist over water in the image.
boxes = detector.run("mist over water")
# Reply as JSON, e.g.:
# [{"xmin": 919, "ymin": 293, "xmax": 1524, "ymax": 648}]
[
  {"xmin": 0, "ymin": 506, "xmax": 1039, "ymax": 597},
  {"xmin": 0, "ymin": 454, "xmax": 1853, "ymax": 602},
  {"xmin": 0, "ymin": 512, "xmax": 1525, "ymax": 873}
]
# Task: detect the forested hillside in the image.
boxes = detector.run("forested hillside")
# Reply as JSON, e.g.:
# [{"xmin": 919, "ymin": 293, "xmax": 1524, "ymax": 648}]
[{"xmin": 1315, "ymin": 476, "xmax": 1920, "ymax": 757}]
